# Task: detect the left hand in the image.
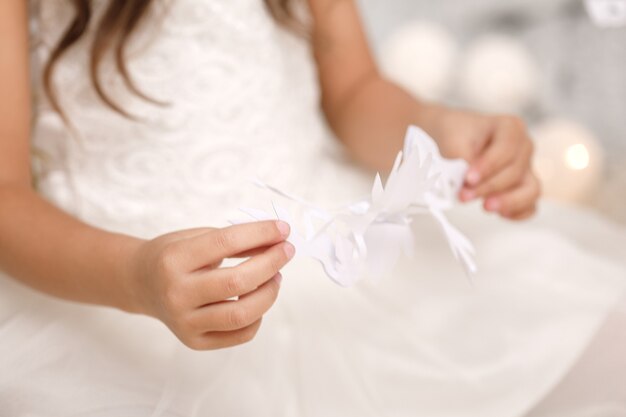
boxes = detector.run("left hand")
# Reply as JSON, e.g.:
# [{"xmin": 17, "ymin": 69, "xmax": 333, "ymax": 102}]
[{"xmin": 420, "ymin": 105, "xmax": 541, "ymax": 220}]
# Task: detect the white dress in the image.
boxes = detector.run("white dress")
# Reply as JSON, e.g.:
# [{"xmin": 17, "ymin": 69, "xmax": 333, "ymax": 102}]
[{"xmin": 2, "ymin": 0, "xmax": 626, "ymax": 416}]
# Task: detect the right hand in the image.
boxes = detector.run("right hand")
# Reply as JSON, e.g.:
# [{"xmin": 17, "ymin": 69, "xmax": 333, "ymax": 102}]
[{"xmin": 128, "ymin": 220, "xmax": 294, "ymax": 350}]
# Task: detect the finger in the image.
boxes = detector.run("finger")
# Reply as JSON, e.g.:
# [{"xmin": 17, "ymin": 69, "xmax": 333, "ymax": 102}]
[
  {"xmin": 462, "ymin": 139, "xmax": 532, "ymax": 200},
  {"xmin": 483, "ymin": 173, "xmax": 541, "ymax": 217},
  {"xmin": 190, "ymin": 274, "xmax": 281, "ymax": 332},
  {"xmin": 465, "ymin": 117, "xmax": 526, "ymax": 186},
  {"xmin": 191, "ymin": 241, "xmax": 294, "ymax": 304},
  {"xmin": 165, "ymin": 227, "xmax": 217, "ymax": 242},
  {"xmin": 187, "ymin": 319, "xmax": 263, "ymax": 351},
  {"xmin": 508, "ymin": 206, "xmax": 537, "ymax": 221},
  {"xmin": 177, "ymin": 220, "xmax": 291, "ymax": 271},
  {"xmin": 460, "ymin": 155, "xmax": 527, "ymax": 201},
  {"xmin": 231, "ymin": 245, "xmax": 275, "ymax": 259}
]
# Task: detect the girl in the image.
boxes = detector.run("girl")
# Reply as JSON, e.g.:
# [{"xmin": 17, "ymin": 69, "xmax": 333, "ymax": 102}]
[{"xmin": 1, "ymin": 0, "xmax": 625, "ymax": 415}]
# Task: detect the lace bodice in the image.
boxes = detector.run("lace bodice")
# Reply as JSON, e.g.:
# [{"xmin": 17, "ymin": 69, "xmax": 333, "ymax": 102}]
[{"xmin": 30, "ymin": 0, "xmax": 358, "ymax": 238}]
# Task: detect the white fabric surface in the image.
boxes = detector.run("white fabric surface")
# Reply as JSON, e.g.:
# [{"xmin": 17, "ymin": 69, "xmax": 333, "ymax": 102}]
[{"xmin": 1, "ymin": 0, "xmax": 625, "ymax": 415}]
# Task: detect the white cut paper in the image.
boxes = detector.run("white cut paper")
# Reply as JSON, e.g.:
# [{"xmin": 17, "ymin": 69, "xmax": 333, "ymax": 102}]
[{"xmin": 238, "ymin": 126, "xmax": 477, "ymax": 287}]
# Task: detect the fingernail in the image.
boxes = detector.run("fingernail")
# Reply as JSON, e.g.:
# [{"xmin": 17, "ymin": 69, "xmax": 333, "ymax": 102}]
[
  {"xmin": 460, "ymin": 189, "xmax": 476, "ymax": 202},
  {"xmin": 283, "ymin": 242, "xmax": 295, "ymax": 259},
  {"xmin": 274, "ymin": 273, "xmax": 283, "ymax": 285},
  {"xmin": 466, "ymin": 169, "xmax": 481, "ymax": 186},
  {"xmin": 276, "ymin": 221, "xmax": 290, "ymax": 238},
  {"xmin": 485, "ymin": 198, "xmax": 500, "ymax": 212}
]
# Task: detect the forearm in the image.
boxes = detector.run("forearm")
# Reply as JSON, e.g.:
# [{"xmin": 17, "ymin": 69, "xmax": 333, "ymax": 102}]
[
  {"xmin": 0, "ymin": 183, "xmax": 143, "ymax": 312},
  {"xmin": 308, "ymin": 0, "xmax": 450, "ymax": 172},
  {"xmin": 324, "ymin": 75, "xmax": 444, "ymax": 173}
]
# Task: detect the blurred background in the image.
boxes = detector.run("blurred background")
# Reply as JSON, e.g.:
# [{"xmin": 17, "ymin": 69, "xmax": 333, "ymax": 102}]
[{"xmin": 357, "ymin": 0, "xmax": 626, "ymax": 224}]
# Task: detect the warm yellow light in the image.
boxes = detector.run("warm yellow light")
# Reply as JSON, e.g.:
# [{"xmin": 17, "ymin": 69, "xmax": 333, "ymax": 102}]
[{"xmin": 565, "ymin": 143, "xmax": 590, "ymax": 170}]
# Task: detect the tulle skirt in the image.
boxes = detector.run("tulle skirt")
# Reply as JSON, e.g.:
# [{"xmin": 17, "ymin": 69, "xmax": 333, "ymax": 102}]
[{"xmin": 1, "ymin": 201, "xmax": 625, "ymax": 417}]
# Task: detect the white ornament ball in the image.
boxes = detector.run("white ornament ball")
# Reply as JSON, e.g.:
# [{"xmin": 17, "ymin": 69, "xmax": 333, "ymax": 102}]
[
  {"xmin": 381, "ymin": 21, "xmax": 458, "ymax": 101},
  {"xmin": 585, "ymin": 0, "xmax": 626, "ymax": 28},
  {"xmin": 532, "ymin": 119, "xmax": 605, "ymax": 202},
  {"xmin": 460, "ymin": 35, "xmax": 539, "ymax": 112}
]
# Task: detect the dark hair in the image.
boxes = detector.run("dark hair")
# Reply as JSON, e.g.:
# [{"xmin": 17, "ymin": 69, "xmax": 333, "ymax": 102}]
[{"xmin": 43, "ymin": 0, "xmax": 300, "ymax": 119}]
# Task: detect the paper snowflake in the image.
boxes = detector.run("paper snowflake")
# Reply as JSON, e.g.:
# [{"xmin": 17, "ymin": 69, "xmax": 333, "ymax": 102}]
[{"xmin": 238, "ymin": 126, "xmax": 477, "ymax": 287}]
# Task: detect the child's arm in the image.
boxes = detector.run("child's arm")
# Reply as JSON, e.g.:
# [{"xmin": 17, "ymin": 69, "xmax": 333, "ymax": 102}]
[
  {"xmin": 308, "ymin": 0, "xmax": 541, "ymax": 220},
  {"xmin": 0, "ymin": 0, "xmax": 293, "ymax": 350}
]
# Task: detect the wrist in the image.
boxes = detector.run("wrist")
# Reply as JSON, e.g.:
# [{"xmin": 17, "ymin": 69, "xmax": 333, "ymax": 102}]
[
  {"xmin": 413, "ymin": 101, "xmax": 447, "ymax": 138},
  {"xmin": 111, "ymin": 234, "xmax": 147, "ymax": 315}
]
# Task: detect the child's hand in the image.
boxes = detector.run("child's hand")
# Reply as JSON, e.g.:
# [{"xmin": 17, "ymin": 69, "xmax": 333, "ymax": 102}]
[
  {"xmin": 128, "ymin": 221, "xmax": 294, "ymax": 350},
  {"xmin": 423, "ymin": 106, "xmax": 541, "ymax": 220}
]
